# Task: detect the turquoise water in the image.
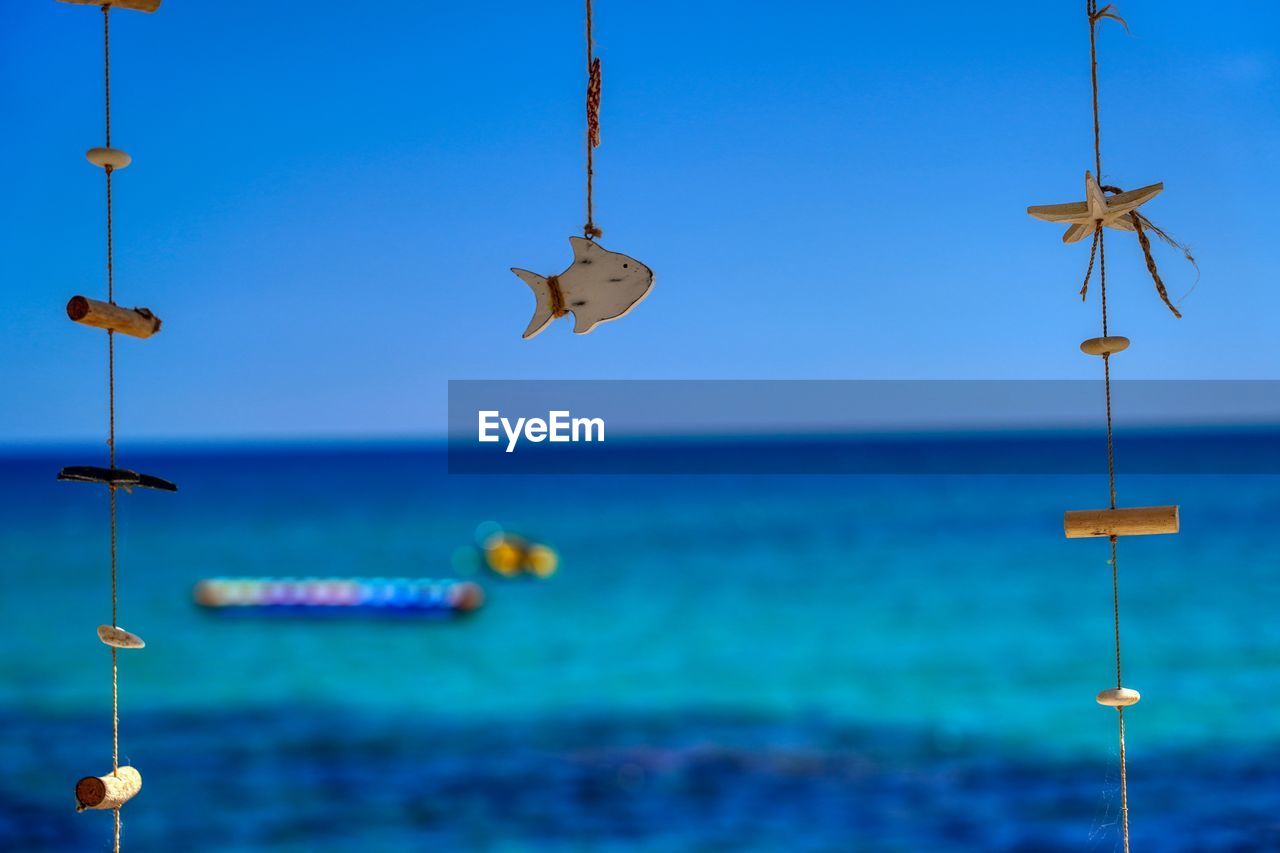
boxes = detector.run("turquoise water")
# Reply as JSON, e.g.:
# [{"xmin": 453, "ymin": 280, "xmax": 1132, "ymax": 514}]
[{"xmin": 1, "ymin": 443, "xmax": 1278, "ymax": 850}]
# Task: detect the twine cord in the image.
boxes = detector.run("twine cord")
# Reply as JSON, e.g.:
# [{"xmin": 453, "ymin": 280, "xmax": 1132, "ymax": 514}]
[
  {"xmin": 1088, "ymin": 1, "xmax": 1102, "ymax": 178},
  {"xmin": 1107, "ymin": 185, "xmax": 1191, "ymax": 319},
  {"xmin": 102, "ymin": 4, "xmax": 123, "ymax": 850},
  {"xmin": 1086, "ymin": 0, "xmax": 1192, "ymax": 317},
  {"xmin": 1130, "ymin": 212, "xmax": 1183, "ymax": 318},
  {"xmin": 583, "ymin": 0, "xmax": 602, "ymax": 239},
  {"xmin": 546, "ymin": 275, "xmax": 567, "ymax": 318},
  {"xmin": 1087, "ymin": 4, "xmax": 1129, "ymax": 850},
  {"xmin": 1079, "ymin": 228, "xmax": 1100, "ymax": 301}
]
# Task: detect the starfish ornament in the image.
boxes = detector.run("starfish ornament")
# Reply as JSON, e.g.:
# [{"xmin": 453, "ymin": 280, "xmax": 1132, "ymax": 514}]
[{"xmin": 1027, "ymin": 171, "xmax": 1163, "ymax": 244}]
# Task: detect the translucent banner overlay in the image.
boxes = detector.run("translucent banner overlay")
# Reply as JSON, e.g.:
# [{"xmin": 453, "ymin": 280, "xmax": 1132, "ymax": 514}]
[{"xmin": 447, "ymin": 380, "xmax": 1280, "ymax": 475}]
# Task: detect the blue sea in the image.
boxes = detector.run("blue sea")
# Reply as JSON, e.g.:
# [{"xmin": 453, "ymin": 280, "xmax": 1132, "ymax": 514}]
[{"xmin": 1, "ymin": 438, "xmax": 1278, "ymax": 851}]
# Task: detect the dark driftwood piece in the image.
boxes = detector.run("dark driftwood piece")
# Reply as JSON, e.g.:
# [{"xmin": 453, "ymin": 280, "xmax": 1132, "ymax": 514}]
[
  {"xmin": 58, "ymin": 0, "xmax": 161, "ymax": 12},
  {"xmin": 67, "ymin": 296, "xmax": 161, "ymax": 339},
  {"xmin": 57, "ymin": 467, "xmax": 177, "ymax": 492}
]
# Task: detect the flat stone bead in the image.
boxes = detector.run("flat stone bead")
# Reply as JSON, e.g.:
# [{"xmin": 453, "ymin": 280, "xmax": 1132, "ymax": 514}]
[
  {"xmin": 86, "ymin": 147, "xmax": 132, "ymax": 170},
  {"xmin": 1096, "ymin": 687, "xmax": 1140, "ymax": 707},
  {"xmin": 97, "ymin": 624, "xmax": 145, "ymax": 649},
  {"xmin": 1080, "ymin": 336, "xmax": 1130, "ymax": 356}
]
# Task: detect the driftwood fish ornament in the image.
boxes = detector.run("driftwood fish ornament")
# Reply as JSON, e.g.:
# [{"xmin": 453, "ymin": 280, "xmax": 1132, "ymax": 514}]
[{"xmin": 512, "ymin": 237, "xmax": 654, "ymax": 339}]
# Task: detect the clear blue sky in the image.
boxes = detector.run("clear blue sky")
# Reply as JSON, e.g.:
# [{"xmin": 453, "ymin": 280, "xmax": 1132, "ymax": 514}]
[{"xmin": 2, "ymin": 1, "xmax": 1277, "ymax": 442}]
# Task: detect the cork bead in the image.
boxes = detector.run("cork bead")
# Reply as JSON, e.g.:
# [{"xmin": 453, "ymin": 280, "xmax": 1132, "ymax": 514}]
[
  {"xmin": 1096, "ymin": 687, "xmax": 1141, "ymax": 707},
  {"xmin": 75, "ymin": 766, "xmax": 142, "ymax": 811},
  {"xmin": 86, "ymin": 147, "xmax": 132, "ymax": 170}
]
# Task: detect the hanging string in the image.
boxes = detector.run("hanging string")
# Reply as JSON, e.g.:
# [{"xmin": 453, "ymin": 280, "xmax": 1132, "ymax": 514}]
[
  {"xmin": 1098, "ymin": 183, "xmax": 1189, "ymax": 319},
  {"xmin": 546, "ymin": 274, "xmax": 567, "ymax": 318},
  {"xmin": 1128, "ymin": 210, "xmax": 1183, "ymax": 318},
  {"xmin": 583, "ymin": 0, "xmax": 602, "ymax": 239},
  {"xmin": 1086, "ymin": 3, "xmax": 1129, "ymax": 850},
  {"xmin": 1085, "ymin": 0, "xmax": 1192, "ymax": 319},
  {"xmin": 1088, "ymin": 1, "xmax": 1103, "ymax": 178},
  {"xmin": 102, "ymin": 4, "xmax": 123, "ymax": 851},
  {"xmin": 1079, "ymin": 228, "xmax": 1100, "ymax": 300}
]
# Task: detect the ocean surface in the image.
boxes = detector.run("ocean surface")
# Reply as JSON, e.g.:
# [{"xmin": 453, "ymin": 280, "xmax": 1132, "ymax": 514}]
[{"xmin": 1, "ymin": 437, "xmax": 1278, "ymax": 851}]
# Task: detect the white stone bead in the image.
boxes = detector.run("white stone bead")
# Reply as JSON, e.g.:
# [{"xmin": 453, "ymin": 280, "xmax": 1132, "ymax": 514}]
[{"xmin": 1096, "ymin": 687, "xmax": 1140, "ymax": 707}]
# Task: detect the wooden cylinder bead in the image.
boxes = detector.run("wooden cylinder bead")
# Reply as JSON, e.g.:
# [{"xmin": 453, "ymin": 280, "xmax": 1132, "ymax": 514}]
[
  {"xmin": 75, "ymin": 766, "xmax": 141, "ymax": 811},
  {"xmin": 66, "ymin": 296, "xmax": 162, "ymax": 339},
  {"xmin": 85, "ymin": 147, "xmax": 132, "ymax": 170},
  {"xmin": 97, "ymin": 625, "xmax": 145, "ymax": 649},
  {"xmin": 1063, "ymin": 505, "xmax": 1179, "ymax": 539},
  {"xmin": 1080, "ymin": 335, "xmax": 1130, "ymax": 356},
  {"xmin": 1096, "ymin": 687, "xmax": 1141, "ymax": 707}
]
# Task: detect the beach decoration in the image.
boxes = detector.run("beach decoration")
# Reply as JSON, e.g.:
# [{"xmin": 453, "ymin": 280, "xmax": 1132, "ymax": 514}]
[
  {"xmin": 513, "ymin": 238, "xmax": 654, "ymax": 339},
  {"xmin": 193, "ymin": 578, "xmax": 486, "ymax": 617},
  {"xmin": 511, "ymin": 0, "xmax": 654, "ymax": 339},
  {"xmin": 1026, "ymin": 4, "xmax": 1194, "ymax": 850},
  {"xmin": 97, "ymin": 625, "xmax": 145, "ymax": 649},
  {"xmin": 76, "ymin": 766, "xmax": 142, "ymax": 812},
  {"xmin": 54, "ymin": 1, "xmax": 170, "ymax": 846},
  {"xmin": 58, "ymin": 466, "xmax": 177, "ymax": 492}
]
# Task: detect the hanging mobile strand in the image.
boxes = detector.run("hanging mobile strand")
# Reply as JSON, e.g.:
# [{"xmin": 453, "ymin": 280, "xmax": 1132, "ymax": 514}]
[
  {"xmin": 509, "ymin": 0, "xmax": 654, "ymax": 339},
  {"xmin": 58, "ymin": 1, "xmax": 172, "ymax": 846},
  {"xmin": 584, "ymin": 0, "xmax": 602, "ymax": 239},
  {"xmin": 104, "ymin": 8, "xmax": 124, "ymax": 848},
  {"xmin": 1026, "ymin": 3, "xmax": 1193, "ymax": 851},
  {"xmin": 1088, "ymin": 4, "xmax": 1130, "ymax": 843}
]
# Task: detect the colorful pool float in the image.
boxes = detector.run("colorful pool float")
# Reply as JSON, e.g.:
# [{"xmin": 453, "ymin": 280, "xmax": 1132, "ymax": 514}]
[{"xmin": 194, "ymin": 577, "xmax": 484, "ymax": 616}]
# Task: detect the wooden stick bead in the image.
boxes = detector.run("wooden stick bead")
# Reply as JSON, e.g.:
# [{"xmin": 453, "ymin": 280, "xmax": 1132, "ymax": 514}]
[
  {"xmin": 57, "ymin": 0, "xmax": 162, "ymax": 12},
  {"xmin": 1080, "ymin": 335, "xmax": 1130, "ymax": 356},
  {"xmin": 1096, "ymin": 687, "xmax": 1141, "ymax": 707},
  {"xmin": 67, "ymin": 296, "xmax": 161, "ymax": 338},
  {"xmin": 75, "ymin": 766, "xmax": 141, "ymax": 811},
  {"xmin": 97, "ymin": 625, "xmax": 145, "ymax": 649},
  {"xmin": 1064, "ymin": 505, "xmax": 1179, "ymax": 538},
  {"xmin": 86, "ymin": 147, "xmax": 132, "ymax": 170}
]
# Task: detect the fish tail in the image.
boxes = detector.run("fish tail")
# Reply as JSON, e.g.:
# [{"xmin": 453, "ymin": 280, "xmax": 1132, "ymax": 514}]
[{"xmin": 511, "ymin": 268, "xmax": 555, "ymax": 340}]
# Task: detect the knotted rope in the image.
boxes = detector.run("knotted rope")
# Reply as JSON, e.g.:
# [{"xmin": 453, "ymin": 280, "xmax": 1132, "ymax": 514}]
[
  {"xmin": 584, "ymin": 0, "xmax": 603, "ymax": 240},
  {"xmin": 1077, "ymin": 187, "xmax": 1196, "ymax": 318},
  {"xmin": 1080, "ymin": 1, "xmax": 1195, "ymax": 321},
  {"xmin": 546, "ymin": 275, "xmax": 568, "ymax": 318},
  {"xmin": 102, "ymin": 5, "xmax": 123, "ymax": 850},
  {"xmin": 1086, "ymin": 4, "xmax": 1130, "ymax": 849}
]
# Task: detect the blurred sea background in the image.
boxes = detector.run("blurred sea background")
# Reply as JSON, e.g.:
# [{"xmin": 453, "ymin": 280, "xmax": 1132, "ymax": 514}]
[{"xmin": 1, "ymin": 437, "xmax": 1278, "ymax": 851}]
